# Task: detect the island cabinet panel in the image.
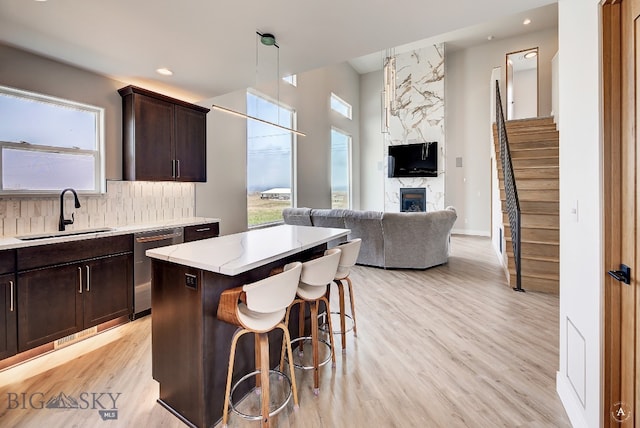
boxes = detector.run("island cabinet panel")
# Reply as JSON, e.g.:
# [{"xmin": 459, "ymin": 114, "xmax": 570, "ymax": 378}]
[
  {"xmin": 151, "ymin": 248, "xmax": 317, "ymax": 428},
  {"xmin": 119, "ymin": 85, "xmax": 209, "ymax": 182},
  {"xmin": 17, "ymin": 264, "xmax": 83, "ymax": 352},
  {"xmin": 0, "ymin": 273, "xmax": 17, "ymax": 360}
]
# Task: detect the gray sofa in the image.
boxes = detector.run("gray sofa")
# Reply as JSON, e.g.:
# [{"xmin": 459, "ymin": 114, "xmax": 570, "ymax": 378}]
[{"xmin": 282, "ymin": 207, "xmax": 457, "ymax": 269}]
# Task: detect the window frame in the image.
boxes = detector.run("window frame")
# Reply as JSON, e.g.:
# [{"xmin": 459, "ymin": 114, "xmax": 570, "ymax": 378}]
[
  {"xmin": 330, "ymin": 92, "xmax": 352, "ymax": 120},
  {"xmin": 0, "ymin": 85, "xmax": 106, "ymax": 196},
  {"xmin": 330, "ymin": 127, "xmax": 352, "ymax": 209}
]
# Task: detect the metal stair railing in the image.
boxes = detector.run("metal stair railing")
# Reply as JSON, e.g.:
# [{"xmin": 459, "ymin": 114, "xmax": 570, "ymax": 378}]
[{"xmin": 495, "ymin": 81, "xmax": 524, "ymax": 292}]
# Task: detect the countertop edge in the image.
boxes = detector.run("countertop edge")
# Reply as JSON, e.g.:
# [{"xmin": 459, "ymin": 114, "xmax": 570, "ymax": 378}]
[{"xmin": 0, "ymin": 217, "xmax": 221, "ymax": 251}]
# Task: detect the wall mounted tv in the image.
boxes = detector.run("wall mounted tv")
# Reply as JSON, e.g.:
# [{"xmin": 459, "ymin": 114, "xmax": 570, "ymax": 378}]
[{"xmin": 388, "ymin": 141, "xmax": 438, "ymax": 178}]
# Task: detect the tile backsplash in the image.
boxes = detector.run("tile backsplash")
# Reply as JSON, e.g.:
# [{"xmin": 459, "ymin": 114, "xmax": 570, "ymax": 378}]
[{"xmin": 0, "ymin": 181, "xmax": 195, "ymax": 237}]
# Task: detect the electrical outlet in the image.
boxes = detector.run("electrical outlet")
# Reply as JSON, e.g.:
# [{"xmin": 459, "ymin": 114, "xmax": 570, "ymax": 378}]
[{"xmin": 185, "ymin": 273, "xmax": 197, "ymax": 290}]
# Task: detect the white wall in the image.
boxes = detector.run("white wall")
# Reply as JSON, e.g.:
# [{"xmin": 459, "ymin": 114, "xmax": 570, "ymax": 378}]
[
  {"xmin": 556, "ymin": 0, "xmax": 602, "ymax": 426},
  {"xmin": 359, "ymin": 70, "xmax": 385, "ymax": 211},
  {"xmin": 512, "ymin": 68, "xmax": 538, "ymax": 119},
  {"xmin": 196, "ymin": 62, "xmax": 361, "ymax": 234},
  {"xmin": 445, "ymin": 28, "xmax": 558, "ymax": 236}
]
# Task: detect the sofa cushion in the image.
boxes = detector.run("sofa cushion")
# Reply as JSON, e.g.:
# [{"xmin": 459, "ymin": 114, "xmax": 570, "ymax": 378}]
[
  {"xmin": 282, "ymin": 207, "xmax": 313, "ymax": 226},
  {"xmin": 382, "ymin": 208, "xmax": 457, "ymax": 269},
  {"xmin": 343, "ymin": 210, "xmax": 384, "ymax": 267},
  {"xmin": 310, "ymin": 209, "xmax": 348, "ymax": 247}
]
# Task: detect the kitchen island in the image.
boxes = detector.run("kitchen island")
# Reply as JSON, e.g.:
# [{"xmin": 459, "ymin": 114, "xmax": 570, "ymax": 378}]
[{"xmin": 146, "ymin": 224, "xmax": 349, "ymax": 428}]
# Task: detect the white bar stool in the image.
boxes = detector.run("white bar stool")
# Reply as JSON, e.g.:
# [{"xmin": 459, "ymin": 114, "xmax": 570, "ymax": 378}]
[
  {"xmin": 281, "ymin": 248, "xmax": 341, "ymax": 395},
  {"xmin": 322, "ymin": 238, "xmax": 362, "ymax": 352},
  {"xmin": 217, "ymin": 262, "xmax": 302, "ymax": 428}
]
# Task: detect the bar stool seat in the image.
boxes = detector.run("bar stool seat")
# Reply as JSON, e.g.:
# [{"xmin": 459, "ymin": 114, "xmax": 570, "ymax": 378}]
[
  {"xmin": 281, "ymin": 248, "xmax": 341, "ymax": 395},
  {"xmin": 217, "ymin": 261, "xmax": 303, "ymax": 428}
]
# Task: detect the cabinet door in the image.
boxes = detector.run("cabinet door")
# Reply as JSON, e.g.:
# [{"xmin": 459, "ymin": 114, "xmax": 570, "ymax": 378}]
[
  {"xmin": 83, "ymin": 254, "xmax": 133, "ymax": 328},
  {"xmin": 132, "ymin": 94, "xmax": 175, "ymax": 180},
  {"xmin": 17, "ymin": 265, "xmax": 83, "ymax": 352},
  {"xmin": 0, "ymin": 273, "xmax": 17, "ymax": 360},
  {"xmin": 174, "ymin": 104, "xmax": 206, "ymax": 182}
]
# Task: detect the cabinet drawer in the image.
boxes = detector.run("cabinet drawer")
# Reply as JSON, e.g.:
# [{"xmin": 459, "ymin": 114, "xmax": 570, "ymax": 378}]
[
  {"xmin": 183, "ymin": 223, "xmax": 219, "ymax": 242},
  {"xmin": 0, "ymin": 250, "xmax": 16, "ymax": 275},
  {"xmin": 17, "ymin": 234, "xmax": 133, "ymax": 271}
]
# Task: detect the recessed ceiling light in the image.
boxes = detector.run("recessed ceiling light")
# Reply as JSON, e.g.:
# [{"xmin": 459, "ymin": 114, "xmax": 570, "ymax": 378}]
[
  {"xmin": 523, "ymin": 18, "xmax": 532, "ymax": 25},
  {"xmin": 487, "ymin": 35, "xmax": 494, "ymax": 41},
  {"xmin": 156, "ymin": 68, "xmax": 173, "ymax": 76},
  {"xmin": 524, "ymin": 51, "xmax": 537, "ymax": 59},
  {"xmin": 34, "ymin": 0, "xmax": 48, "ymax": 2}
]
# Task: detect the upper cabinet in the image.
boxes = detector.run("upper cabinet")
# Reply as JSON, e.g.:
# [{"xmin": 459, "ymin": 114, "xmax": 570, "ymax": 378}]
[{"xmin": 118, "ymin": 86, "xmax": 209, "ymax": 182}]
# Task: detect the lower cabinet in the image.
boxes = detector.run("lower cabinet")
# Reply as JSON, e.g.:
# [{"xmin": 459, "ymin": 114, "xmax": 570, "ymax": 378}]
[
  {"xmin": 0, "ymin": 273, "xmax": 17, "ymax": 360},
  {"xmin": 16, "ymin": 236, "xmax": 133, "ymax": 353}
]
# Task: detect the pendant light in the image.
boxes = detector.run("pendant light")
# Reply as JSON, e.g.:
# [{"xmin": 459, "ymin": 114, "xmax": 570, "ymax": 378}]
[{"xmin": 212, "ymin": 31, "xmax": 306, "ymax": 137}]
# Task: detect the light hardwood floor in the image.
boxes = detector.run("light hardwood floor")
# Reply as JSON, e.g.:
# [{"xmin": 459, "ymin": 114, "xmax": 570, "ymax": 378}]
[{"xmin": 0, "ymin": 236, "xmax": 571, "ymax": 427}]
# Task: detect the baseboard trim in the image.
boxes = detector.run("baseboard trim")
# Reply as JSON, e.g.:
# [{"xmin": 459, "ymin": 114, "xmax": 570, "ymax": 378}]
[
  {"xmin": 451, "ymin": 228, "xmax": 490, "ymax": 237},
  {"xmin": 556, "ymin": 371, "xmax": 590, "ymax": 428}
]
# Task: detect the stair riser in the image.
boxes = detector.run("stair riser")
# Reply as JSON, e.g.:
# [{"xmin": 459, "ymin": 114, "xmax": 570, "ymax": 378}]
[
  {"xmin": 501, "ymin": 179, "xmax": 558, "ymax": 190},
  {"xmin": 503, "ymin": 157, "xmax": 559, "ymax": 168},
  {"xmin": 498, "ymin": 168, "xmax": 559, "ymax": 180},
  {"xmin": 500, "ymin": 189, "xmax": 559, "ymax": 201},
  {"xmin": 504, "ymin": 226, "xmax": 559, "ymax": 242},
  {"xmin": 509, "ymin": 148, "xmax": 559, "ymax": 159},
  {"xmin": 503, "ymin": 213, "xmax": 559, "ymax": 228},
  {"xmin": 506, "ymin": 241, "xmax": 559, "ymax": 259},
  {"xmin": 517, "ymin": 201, "xmax": 559, "ymax": 214},
  {"xmin": 508, "ymin": 257, "xmax": 559, "ymax": 276}
]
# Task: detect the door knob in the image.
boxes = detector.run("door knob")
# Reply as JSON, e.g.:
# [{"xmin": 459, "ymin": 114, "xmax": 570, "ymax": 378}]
[{"xmin": 607, "ymin": 264, "xmax": 631, "ymax": 285}]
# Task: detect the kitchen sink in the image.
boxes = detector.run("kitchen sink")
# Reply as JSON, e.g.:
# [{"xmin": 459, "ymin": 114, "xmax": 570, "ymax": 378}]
[{"xmin": 16, "ymin": 227, "xmax": 115, "ymax": 241}]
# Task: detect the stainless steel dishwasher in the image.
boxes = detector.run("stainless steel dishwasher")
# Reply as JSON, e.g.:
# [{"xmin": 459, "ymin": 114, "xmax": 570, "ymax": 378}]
[{"xmin": 133, "ymin": 227, "xmax": 183, "ymax": 318}]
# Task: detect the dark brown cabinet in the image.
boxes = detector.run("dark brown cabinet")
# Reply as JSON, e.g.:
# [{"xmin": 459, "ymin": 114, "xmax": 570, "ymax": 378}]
[
  {"xmin": 16, "ymin": 235, "xmax": 133, "ymax": 352},
  {"xmin": 119, "ymin": 85, "xmax": 209, "ymax": 182},
  {"xmin": 0, "ymin": 249, "xmax": 17, "ymax": 360},
  {"xmin": 183, "ymin": 222, "xmax": 219, "ymax": 242}
]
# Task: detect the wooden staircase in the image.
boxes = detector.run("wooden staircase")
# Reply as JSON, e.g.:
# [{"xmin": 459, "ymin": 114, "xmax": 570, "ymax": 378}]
[{"xmin": 494, "ymin": 116, "xmax": 559, "ymax": 294}]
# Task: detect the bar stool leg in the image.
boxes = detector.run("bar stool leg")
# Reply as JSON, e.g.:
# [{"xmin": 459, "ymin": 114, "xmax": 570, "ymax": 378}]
[
  {"xmin": 310, "ymin": 300, "xmax": 320, "ymax": 394},
  {"xmin": 257, "ymin": 333, "xmax": 270, "ymax": 428},
  {"xmin": 320, "ymin": 295, "xmax": 337, "ymax": 368},
  {"xmin": 222, "ymin": 329, "xmax": 250, "ymax": 428},
  {"xmin": 298, "ymin": 301, "xmax": 306, "ymax": 355},
  {"xmin": 337, "ymin": 280, "xmax": 347, "ymax": 351},
  {"xmin": 346, "ymin": 277, "xmax": 358, "ymax": 337},
  {"xmin": 277, "ymin": 323, "xmax": 299, "ymax": 410}
]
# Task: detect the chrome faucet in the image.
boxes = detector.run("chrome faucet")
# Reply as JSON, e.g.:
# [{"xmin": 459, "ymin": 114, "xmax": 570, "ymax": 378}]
[{"xmin": 59, "ymin": 188, "xmax": 81, "ymax": 231}]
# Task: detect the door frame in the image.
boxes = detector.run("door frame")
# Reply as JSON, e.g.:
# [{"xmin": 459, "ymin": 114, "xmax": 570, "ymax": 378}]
[{"xmin": 602, "ymin": 0, "xmax": 636, "ymax": 426}]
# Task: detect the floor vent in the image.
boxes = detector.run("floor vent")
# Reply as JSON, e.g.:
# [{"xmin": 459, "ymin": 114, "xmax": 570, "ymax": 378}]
[{"xmin": 54, "ymin": 327, "xmax": 98, "ymax": 349}]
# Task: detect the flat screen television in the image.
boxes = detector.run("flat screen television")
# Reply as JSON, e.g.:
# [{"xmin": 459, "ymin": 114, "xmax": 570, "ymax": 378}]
[{"xmin": 387, "ymin": 141, "xmax": 438, "ymax": 178}]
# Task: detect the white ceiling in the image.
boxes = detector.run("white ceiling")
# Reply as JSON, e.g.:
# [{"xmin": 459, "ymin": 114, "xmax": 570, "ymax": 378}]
[{"xmin": 0, "ymin": 0, "xmax": 557, "ymax": 102}]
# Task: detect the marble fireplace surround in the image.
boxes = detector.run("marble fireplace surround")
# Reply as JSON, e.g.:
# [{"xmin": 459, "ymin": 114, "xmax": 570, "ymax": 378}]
[{"xmin": 385, "ymin": 43, "xmax": 445, "ymax": 213}]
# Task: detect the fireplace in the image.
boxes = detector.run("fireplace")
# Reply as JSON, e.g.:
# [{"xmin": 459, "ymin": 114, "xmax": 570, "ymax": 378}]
[{"xmin": 400, "ymin": 188, "xmax": 426, "ymax": 212}]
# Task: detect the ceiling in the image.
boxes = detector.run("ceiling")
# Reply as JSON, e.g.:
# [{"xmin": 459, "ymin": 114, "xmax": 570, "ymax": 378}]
[{"xmin": 0, "ymin": 0, "xmax": 557, "ymax": 103}]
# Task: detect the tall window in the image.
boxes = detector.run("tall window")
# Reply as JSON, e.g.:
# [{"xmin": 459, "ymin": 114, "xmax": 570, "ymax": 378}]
[
  {"xmin": 246, "ymin": 92, "xmax": 294, "ymax": 227},
  {"xmin": 331, "ymin": 128, "xmax": 351, "ymax": 209}
]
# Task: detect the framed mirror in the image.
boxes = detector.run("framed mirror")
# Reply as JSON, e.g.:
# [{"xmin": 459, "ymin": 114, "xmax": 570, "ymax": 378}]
[{"xmin": 505, "ymin": 47, "xmax": 539, "ymax": 120}]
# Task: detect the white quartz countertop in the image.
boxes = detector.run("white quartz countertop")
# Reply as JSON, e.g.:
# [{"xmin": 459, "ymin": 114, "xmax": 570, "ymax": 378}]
[
  {"xmin": 0, "ymin": 217, "xmax": 220, "ymax": 250},
  {"xmin": 145, "ymin": 224, "xmax": 349, "ymax": 276}
]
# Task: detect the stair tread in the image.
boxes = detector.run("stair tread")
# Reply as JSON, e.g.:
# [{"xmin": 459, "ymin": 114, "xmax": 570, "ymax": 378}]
[
  {"xmin": 506, "ymin": 238, "xmax": 559, "ymax": 245},
  {"xmin": 506, "ymin": 252, "xmax": 559, "ymax": 263}
]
